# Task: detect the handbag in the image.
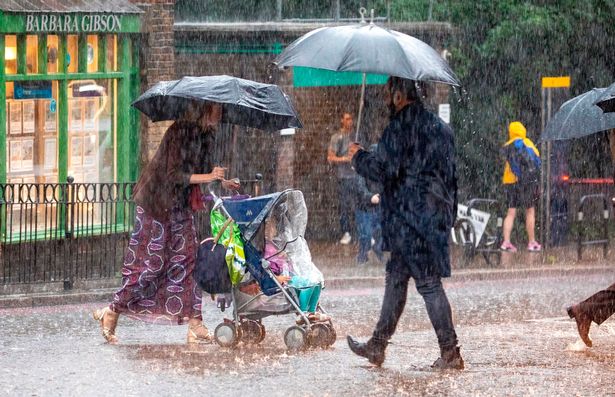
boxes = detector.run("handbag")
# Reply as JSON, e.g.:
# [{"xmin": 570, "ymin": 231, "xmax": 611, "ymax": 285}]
[
  {"xmin": 194, "ymin": 217, "xmax": 234, "ymax": 294},
  {"xmin": 189, "ymin": 184, "xmax": 206, "ymax": 211}
]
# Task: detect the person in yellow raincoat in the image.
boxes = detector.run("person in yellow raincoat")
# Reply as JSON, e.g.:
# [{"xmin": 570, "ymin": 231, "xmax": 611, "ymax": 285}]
[{"xmin": 500, "ymin": 121, "xmax": 542, "ymax": 253}]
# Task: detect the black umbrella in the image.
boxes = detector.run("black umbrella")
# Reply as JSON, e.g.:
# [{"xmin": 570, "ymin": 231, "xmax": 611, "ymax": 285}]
[
  {"xmin": 595, "ymin": 82, "xmax": 615, "ymax": 113},
  {"xmin": 132, "ymin": 75, "xmax": 302, "ymax": 132},
  {"xmin": 541, "ymin": 88, "xmax": 615, "ymax": 141},
  {"xmin": 274, "ymin": 9, "xmax": 459, "ymax": 138}
]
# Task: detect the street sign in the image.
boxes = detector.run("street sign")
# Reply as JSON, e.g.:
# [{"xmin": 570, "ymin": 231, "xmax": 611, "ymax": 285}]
[
  {"xmin": 540, "ymin": 75, "xmax": 571, "ymax": 248},
  {"xmin": 541, "ymin": 76, "xmax": 571, "ymax": 88}
]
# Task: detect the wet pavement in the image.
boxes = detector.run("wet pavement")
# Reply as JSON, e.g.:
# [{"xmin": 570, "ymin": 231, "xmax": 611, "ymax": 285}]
[{"xmin": 1, "ymin": 270, "xmax": 614, "ymax": 396}]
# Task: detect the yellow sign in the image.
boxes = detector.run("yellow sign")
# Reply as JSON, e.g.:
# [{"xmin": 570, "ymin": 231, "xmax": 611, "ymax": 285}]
[{"xmin": 542, "ymin": 76, "xmax": 571, "ymax": 88}]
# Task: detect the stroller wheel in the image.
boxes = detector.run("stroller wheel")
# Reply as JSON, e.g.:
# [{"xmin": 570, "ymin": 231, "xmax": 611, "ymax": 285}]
[
  {"xmin": 284, "ymin": 325, "xmax": 307, "ymax": 352},
  {"xmin": 214, "ymin": 322, "xmax": 239, "ymax": 348},
  {"xmin": 325, "ymin": 323, "xmax": 337, "ymax": 346},
  {"xmin": 239, "ymin": 320, "xmax": 264, "ymax": 344},
  {"xmin": 256, "ymin": 322, "xmax": 266, "ymax": 344},
  {"xmin": 308, "ymin": 323, "xmax": 331, "ymax": 349}
]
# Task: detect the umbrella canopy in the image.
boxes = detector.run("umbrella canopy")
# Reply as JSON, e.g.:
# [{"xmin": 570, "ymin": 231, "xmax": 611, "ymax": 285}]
[
  {"xmin": 595, "ymin": 82, "xmax": 615, "ymax": 113},
  {"xmin": 541, "ymin": 88, "xmax": 615, "ymax": 141},
  {"xmin": 132, "ymin": 75, "xmax": 302, "ymax": 131},
  {"xmin": 274, "ymin": 22, "xmax": 460, "ymax": 86}
]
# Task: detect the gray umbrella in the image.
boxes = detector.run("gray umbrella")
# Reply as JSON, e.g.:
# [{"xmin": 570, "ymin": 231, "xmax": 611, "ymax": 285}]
[
  {"xmin": 274, "ymin": 10, "xmax": 459, "ymax": 139},
  {"xmin": 594, "ymin": 82, "xmax": 615, "ymax": 113},
  {"xmin": 541, "ymin": 88, "xmax": 615, "ymax": 141},
  {"xmin": 274, "ymin": 21, "xmax": 460, "ymax": 86},
  {"xmin": 132, "ymin": 75, "xmax": 302, "ymax": 131}
]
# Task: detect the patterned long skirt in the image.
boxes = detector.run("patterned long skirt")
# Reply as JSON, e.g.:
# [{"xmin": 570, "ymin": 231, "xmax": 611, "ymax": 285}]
[{"xmin": 110, "ymin": 206, "xmax": 203, "ymax": 325}]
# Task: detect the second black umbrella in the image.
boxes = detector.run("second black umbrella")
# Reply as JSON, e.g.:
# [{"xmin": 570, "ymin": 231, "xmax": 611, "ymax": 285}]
[{"xmin": 132, "ymin": 75, "xmax": 302, "ymax": 132}]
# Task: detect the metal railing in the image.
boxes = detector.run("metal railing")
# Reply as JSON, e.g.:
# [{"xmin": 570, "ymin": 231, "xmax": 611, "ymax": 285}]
[
  {"xmin": 576, "ymin": 194, "xmax": 610, "ymax": 260},
  {"xmin": 1, "ymin": 175, "xmax": 265, "ymax": 287},
  {"xmin": 0, "ymin": 179, "xmax": 135, "ymax": 286}
]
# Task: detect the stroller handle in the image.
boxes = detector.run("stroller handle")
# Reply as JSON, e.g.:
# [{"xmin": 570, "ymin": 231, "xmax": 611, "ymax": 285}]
[{"xmin": 205, "ymin": 181, "xmax": 232, "ymax": 219}]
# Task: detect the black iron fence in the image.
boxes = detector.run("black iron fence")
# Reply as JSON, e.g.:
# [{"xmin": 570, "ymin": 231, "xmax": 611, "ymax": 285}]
[
  {"xmin": 576, "ymin": 193, "xmax": 610, "ymax": 260},
  {"xmin": 0, "ymin": 176, "xmax": 264, "ymax": 287},
  {"xmin": 0, "ymin": 180, "xmax": 136, "ymax": 286}
]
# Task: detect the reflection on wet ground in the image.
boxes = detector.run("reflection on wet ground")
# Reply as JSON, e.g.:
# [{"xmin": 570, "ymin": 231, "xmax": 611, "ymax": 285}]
[{"xmin": 1, "ymin": 272, "xmax": 614, "ymax": 396}]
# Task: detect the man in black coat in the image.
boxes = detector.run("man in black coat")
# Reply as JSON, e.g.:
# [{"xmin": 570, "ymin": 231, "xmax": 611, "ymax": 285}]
[{"xmin": 346, "ymin": 77, "xmax": 463, "ymax": 369}]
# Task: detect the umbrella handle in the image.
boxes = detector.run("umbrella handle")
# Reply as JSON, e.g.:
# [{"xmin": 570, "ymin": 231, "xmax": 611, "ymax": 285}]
[{"xmin": 355, "ymin": 73, "xmax": 367, "ymax": 142}]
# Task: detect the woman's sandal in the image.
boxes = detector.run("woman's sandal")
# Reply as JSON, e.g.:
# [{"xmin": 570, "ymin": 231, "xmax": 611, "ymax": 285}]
[
  {"xmin": 187, "ymin": 324, "xmax": 213, "ymax": 344},
  {"xmin": 93, "ymin": 307, "xmax": 119, "ymax": 344}
]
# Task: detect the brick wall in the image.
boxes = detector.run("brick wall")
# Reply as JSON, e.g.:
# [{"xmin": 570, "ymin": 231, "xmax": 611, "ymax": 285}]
[{"xmin": 130, "ymin": 0, "xmax": 176, "ymax": 163}]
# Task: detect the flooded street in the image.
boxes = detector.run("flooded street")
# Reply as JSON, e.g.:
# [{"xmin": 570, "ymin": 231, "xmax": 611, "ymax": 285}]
[
  {"xmin": 1, "ymin": 270, "xmax": 613, "ymax": 396},
  {"xmin": 1, "ymin": 0, "xmax": 615, "ymax": 396}
]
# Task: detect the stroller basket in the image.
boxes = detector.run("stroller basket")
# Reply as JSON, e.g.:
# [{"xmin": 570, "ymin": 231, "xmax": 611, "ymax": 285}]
[{"xmin": 195, "ymin": 191, "xmax": 296, "ymax": 296}]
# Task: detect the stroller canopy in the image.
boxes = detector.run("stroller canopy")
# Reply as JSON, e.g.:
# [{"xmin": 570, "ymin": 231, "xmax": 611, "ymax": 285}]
[{"xmin": 222, "ymin": 191, "xmax": 284, "ymax": 241}]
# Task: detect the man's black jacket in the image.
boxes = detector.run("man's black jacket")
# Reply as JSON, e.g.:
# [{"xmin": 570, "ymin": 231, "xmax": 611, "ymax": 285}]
[{"xmin": 353, "ymin": 102, "xmax": 457, "ymax": 279}]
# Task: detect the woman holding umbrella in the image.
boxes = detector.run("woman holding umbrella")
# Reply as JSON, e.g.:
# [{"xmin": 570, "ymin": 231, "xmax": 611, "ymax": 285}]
[{"xmin": 93, "ymin": 102, "xmax": 240, "ymax": 344}]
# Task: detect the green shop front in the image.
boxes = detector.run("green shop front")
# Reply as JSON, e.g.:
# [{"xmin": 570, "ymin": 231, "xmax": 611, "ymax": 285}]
[{"xmin": 0, "ymin": 2, "xmax": 142, "ymax": 286}]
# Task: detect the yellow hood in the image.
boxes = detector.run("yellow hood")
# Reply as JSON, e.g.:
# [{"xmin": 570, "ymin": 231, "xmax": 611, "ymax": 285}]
[
  {"xmin": 502, "ymin": 121, "xmax": 540, "ymax": 184},
  {"xmin": 506, "ymin": 121, "xmax": 526, "ymax": 143}
]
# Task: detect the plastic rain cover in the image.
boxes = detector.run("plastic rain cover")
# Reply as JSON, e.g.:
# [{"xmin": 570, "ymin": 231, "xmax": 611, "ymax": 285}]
[{"xmin": 265, "ymin": 190, "xmax": 324, "ymax": 287}]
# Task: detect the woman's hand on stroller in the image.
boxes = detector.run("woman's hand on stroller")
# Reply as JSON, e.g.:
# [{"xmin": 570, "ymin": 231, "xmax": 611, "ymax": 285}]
[
  {"xmin": 222, "ymin": 178, "xmax": 241, "ymax": 191},
  {"xmin": 191, "ymin": 166, "xmax": 226, "ymax": 184}
]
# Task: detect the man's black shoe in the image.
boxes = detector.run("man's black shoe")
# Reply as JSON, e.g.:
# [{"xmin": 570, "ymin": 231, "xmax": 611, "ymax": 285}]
[
  {"xmin": 431, "ymin": 346, "xmax": 464, "ymax": 370},
  {"xmin": 346, "ymin": 335, "xmax": 386, "ymax": 366}
]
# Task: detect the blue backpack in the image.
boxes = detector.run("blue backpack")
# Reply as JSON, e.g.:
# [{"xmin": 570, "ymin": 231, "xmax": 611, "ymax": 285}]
[{"xmin": 507, "ymin": 140, "xmax": 541, "ymax": 184}]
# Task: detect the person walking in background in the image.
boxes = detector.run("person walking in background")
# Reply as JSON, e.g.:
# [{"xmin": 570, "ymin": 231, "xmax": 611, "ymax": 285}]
[
  {"xmin": 328, "ymin": 112, "xmax": 356, "ymax": 245},
  {"xmin": 92, "ymin": 103, "xmax": 240, "ymax": 345},
  {"xmin": 346, "ymin": 77, "xmax": 463, "ymax": 369},
  {"xmin": 500, "ymin": 121, "xmax": 542, "ymax": 253},
  {"xmin": 350, "ymin": 171, "xmax": 383, "ymax": 265}
]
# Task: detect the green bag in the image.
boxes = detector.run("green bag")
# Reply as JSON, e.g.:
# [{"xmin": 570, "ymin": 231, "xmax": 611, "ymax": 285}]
[{"xmin": 210, "ymin": 210, "xmax": 245, "ymax": 286}]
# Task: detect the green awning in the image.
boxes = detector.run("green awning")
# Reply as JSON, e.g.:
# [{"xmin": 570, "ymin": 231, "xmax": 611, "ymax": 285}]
[
  {"xmin": 0, "ymin": 0, "xmax": 142, "ymax": 34},
  {"xmin": 293, "ymin": 66, "xmax": 388, "ymax": 88}
]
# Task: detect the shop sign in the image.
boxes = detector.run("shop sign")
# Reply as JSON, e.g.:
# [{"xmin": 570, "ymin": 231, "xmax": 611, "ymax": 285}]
[
  {"xmin": 25, "ymin": 14, "xmax": 122, "ymax": 33},
  {"xmin": 14, "ymin": 81, "xmax": 52, "ymax": 99}
]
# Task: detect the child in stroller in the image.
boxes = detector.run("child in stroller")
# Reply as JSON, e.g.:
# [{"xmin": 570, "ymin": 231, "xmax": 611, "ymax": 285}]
[
  {"xmin": 201, "ymin": 189, "xmax": 336, "ymax": 350},
  {"xmin": 260, "ymin": 211, "xmax": 330, "ymax": 323}
]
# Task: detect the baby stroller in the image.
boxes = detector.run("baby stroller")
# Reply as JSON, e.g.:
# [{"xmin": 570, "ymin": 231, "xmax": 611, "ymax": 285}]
[{"xmin": 196, "ymin": 189, "xmax": 336, "ymax": 351}]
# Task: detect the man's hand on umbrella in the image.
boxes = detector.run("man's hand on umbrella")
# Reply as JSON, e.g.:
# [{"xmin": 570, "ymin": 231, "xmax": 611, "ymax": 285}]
[
  {"xmin": 348, "ymin": 142, "xmax": 363, "ymax": 159},
  {"xmin": 222, "ymin": 178, "xmax": 241, "ymax": 191}
]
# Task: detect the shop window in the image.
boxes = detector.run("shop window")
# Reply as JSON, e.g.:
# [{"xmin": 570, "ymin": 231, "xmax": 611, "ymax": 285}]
[
  {"xmin": 87, "ymin": 35, "xmax": 98, "ymax": 73},
  {"xmin": 5, "ymin": 79, "xmax": 58, "ymax": 236},
  {"xmin": 26, "ymin": 35, "xmax": 38, "ymax": 74},
  {"xmin": 4, "ymin": 35, "xmax": 17, "ymax": 75},
  {"xmin": 6, "ymin": 80, "xmax": 59, "ymax": 185},
  {"xmin": 67, "ymin": 35, "xmax": 78, "ymax": 73},
  {"xmin": 47, "ymin": 35, "xmax": 59, "ymax": 74},
  {"xmin": 67, "ymin": 79, "xmax": 115, "ymax": 183},
  {"xmin": 106, "ymin": 34, "xmax": 117, "ymax": 72}
]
